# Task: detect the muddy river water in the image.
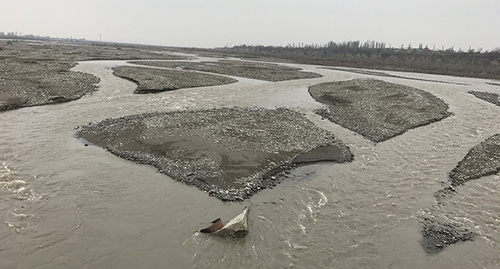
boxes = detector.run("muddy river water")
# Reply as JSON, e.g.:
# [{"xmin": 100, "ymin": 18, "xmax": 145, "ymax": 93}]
[{"xmin": 1, "ymin": 55, "xmax": 499, "ymax": 268}]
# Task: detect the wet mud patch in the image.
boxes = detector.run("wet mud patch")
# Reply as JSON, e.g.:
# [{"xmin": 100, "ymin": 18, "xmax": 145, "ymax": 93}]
[
  {"xmin": 112, "ymin": 66, "xmax": 237, "ymax": 93},
  {"xmin": 449, "ymin": 134, "xmax": 500, "ymax": 186},
  {"xmin": 309, "ymin": 78, "xmax": 451, "ymax": 142},
  {"xmin": 469, "ymin": 91, "xmax": 500, "ymax": 107},
  {"xmin": 131, "ymin": 60, "xmax": 322, "ymax": 82},
  {"xmin": 76, "ymin": 107, "xmax": 353, "ymax": 201}
]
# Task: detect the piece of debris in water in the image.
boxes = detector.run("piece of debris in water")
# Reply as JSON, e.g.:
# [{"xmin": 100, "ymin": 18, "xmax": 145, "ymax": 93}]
[
  {"xmin": 200, "ymin": 207, "xmax": 250, "ymax": 238},
  {"xmin": 200, "ymin": 218, "xmax": 224, "ymax": 233}
]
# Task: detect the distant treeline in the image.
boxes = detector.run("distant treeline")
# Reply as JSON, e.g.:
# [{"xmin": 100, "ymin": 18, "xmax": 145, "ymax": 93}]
[
  {"xmin": 0, "ymin": 31, "xmax": 86, "ymax": 42},
  {"xmin": 217, "ymin": 41, "xmax": 500, "ymax": 79}
]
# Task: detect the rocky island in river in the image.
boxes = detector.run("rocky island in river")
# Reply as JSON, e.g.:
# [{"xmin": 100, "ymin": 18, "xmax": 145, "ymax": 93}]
[{"xmin": 76, "ymin": 107, "xmax": 353, "ymax": 201}]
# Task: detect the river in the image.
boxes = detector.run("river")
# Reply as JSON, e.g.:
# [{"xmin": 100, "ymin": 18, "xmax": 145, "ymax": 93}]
[{"xmin": 1, "ymin": 55, "xmax": 499, "ymax": 268}]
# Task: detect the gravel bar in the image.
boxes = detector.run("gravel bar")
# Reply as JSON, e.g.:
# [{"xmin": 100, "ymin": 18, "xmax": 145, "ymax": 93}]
[
  {"xmin": 469, "ymin": 90, "xmax": 500, "ymax": 107},
  {"xmin": 0, "ymin": 40, "xmax": 188, "ymax": 111},
  {"xmin": 76, "ymin": 107, "xmax": 353, "ymax": 201},
  {"xmin": 112, "ymin": 66, "xmax": 237, "ymax": 94},
  {"xmin": 309, "ymin": 78, "xmax": 451, "ymax": 142},
  {"xmin": 421, "ymin": 218, "xmax": 475, "ymax": 254},
  {"xmin": 449, "ymin": 134, "xmax": 500, "ymax": 186},
  {"xmin": 131, "ymin": 60, "xmax": 322, "ymax": 82}
]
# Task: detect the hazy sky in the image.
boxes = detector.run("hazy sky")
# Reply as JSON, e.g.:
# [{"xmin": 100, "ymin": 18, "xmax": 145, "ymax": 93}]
[{"xmin": 2, "ymin": 0, "xmax": 499, "ymax": 50}]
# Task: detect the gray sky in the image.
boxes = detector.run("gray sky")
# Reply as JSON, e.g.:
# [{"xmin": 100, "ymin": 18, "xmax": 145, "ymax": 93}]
[{"xmin": 2, "ymin": 0, "xmax": 499, "ymax": 50}]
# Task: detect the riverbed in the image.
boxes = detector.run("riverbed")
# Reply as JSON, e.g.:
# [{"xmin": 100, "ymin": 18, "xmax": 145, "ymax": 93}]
[{"xmin": 1, "ymin": 54, "xmax": 499, "ymax": 268}]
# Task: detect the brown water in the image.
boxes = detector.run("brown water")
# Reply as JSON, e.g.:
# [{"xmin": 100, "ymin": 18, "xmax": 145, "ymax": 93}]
[{"xmin": 1, "ymin": 55, "xmax": 499, "ymax": 268}]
